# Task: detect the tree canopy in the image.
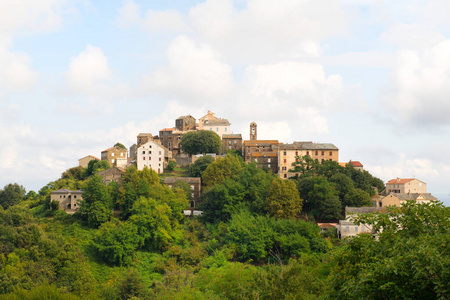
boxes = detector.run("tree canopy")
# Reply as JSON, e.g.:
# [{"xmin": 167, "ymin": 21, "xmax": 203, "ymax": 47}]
[{"xmin": 180, "ymin": 130, "xmax": 221, "ymax": 155}]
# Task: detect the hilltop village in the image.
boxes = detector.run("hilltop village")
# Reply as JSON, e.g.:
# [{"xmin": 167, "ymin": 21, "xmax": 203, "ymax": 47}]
[
  {"xmin": 56, "ymin": 110, "xmax": 438, "ymax": 237},
  {"xmin": 0, "ymin": 111, "xmax": 448, "ymax": 299}
]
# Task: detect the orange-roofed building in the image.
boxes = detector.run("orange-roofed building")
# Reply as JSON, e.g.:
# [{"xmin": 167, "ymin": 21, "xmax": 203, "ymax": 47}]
[
  {"xmin": 385, "ymin": 178, "xmax": 427, "ymax": 194},
  {"xmin": 242, "ymin": 122, "xmax": 279, "ymax": 173}
]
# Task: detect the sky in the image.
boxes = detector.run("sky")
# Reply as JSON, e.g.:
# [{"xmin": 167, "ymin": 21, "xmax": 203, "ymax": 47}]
[{"xmin": 1, "ymin": 0, "xmax": 450, "ymax": 205}]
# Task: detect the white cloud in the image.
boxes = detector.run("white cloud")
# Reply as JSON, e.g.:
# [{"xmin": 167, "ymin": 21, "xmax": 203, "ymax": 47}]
[
  {"xmin": 118, "ymin": 0, "xmax": 188, "ymax": 32},
  {"xmin": 384, "ymin": 40, "xmax": 450, "ymax": 128},
  {"xmin": 0, "ymin": 39, "xmax": 38, "ymax": 96},
  {"xmin": 144, "ymin": 35, "xmax": 234, "ymax": 103},
  {"xmin": 65, "ymin": 45, "xmax": 112, "ymax": 91}
]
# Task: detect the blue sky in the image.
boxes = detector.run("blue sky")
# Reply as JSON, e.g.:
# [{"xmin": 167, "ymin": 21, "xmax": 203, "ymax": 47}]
[{"xmin": 1, "ymin": 0, "xmax": 450, "ymax": 205}]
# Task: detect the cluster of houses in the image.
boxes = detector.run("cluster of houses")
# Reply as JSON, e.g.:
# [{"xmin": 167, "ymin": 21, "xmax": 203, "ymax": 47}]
[{"xmin": 50, "ymin": 110, "xmax": 439, "ymax": 238}]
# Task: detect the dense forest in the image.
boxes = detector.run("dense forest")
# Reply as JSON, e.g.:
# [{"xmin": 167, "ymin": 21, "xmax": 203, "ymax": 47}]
[{"xmin": 0, "ymin": 154, "xmax": 449, "ymax": 299}]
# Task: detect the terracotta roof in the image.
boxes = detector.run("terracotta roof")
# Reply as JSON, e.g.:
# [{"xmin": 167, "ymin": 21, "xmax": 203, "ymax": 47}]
[
  {"xmin": 160, "ymin": 127, "xmax": 175, "ymax": 132},
  {"xmin": 317, "ymin": 223, "xmax": 337, "ymax": 229},
  {"xmin": 349, "ymin": 160, "xmax": 363, "ymax": 167},
  {"xmin": 79, "ymin": 155, "xmax": 100, "ymax": 161},
  {"xmin": 279, "ymin": 141, "xmax": 338, "ymax": 150},
  {"xmin": 250, "ymin": 152, "xmax": 278, "ymax": 157},
  {"xmin": 222, "ymin": 134, "xmax": 242, "ymax": 139},
  {"xmin": 386, "ymin": 178, "xmax": 416, "ymax": 185},
  {"xmin": 243, "ymin": 140, "xmax": 279, "ymax": 145}
]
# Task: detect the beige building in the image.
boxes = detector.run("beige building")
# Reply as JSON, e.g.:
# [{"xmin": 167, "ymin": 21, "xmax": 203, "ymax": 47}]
[
  {"xmin": 222, "ymin": 134, "xmax": 242, "ymax": 154},
  {"xmin": 336, "ymin": 207, "xmax": 386, "ymax": 239},
  {"xmin": 101, "ymin": 146, "xmax": 128, "ymax": 169},
  {"xmin": 197, "ymin": 111, "xmax": 231, "ymax": 138},
  {"xmin": 78, "ymin": 155, "xmax": 100, "ymax": 168},
  {"xmin": 97, "ymin": 167, "xmax": 126, "ymax": 185},
  {"xmin": 164, "ymin": 177, "xmax": 201, "ymax": 208},
  {"xmin": 198, "ymin": 110, "xmax": 217, "ymax": 128},
  {"xmin": 385, "ymin": 178, "xmax": 427, "ymax": 194},
  {"xmin": 137, "ymin": 140, "xmax": 165, "ymax": 173},
  {"xmin": 377, "ymin": 193, "xmax": 437, "ymax": 207},
  {"xmin": 278, "ymin": 141, "xmax": 339, "ymax": 178},
  {"xmin": 50, "ymin": 189, "xmax": 83, "ymax": 214}
]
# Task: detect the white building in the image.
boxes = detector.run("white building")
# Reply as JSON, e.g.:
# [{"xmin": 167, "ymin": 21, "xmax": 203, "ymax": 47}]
[{"xmin": 137, "ymin": 141, "xmax": 165, "ymax": 173}]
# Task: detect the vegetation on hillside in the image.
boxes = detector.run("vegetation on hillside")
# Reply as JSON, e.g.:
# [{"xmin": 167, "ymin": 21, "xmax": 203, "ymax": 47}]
[{"xmin": 0, "ymin": 155, "xmax": 448, "ymax": 299}]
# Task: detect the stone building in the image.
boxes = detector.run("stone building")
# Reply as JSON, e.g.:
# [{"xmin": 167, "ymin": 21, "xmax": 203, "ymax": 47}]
[
  {"xmin": 164, "ymin": 177, "xmax": 202, "ymax": 208},
  {"xmin": 137, "ymin": 133, "xmax": 153, "ymax": 148},
  {"xmin": 97, "ymin": 167, "xmax": 125, "ymax": 185},
  {"xmin": 175, "ymin": 115, "xmax": 196, "ymax": 131},
  {"xmin": 78, "ymin": 155, "xmax": 100, "ymax": 168},
  {"xmin": 50, "ymin": 189, "xmax": 83, "ymax": 214},
  {"xmin": 278, "ymin": 141, "xmax": 339, "ymax": 178},
  {"xmin": 221, "ymin": 134, "xmax": 242, "ymax": 154},
  {"xmin": 101, "ymin": 146, "xmax": 128, "ymax": 169},
  {"xmin": 243, "ymin": 139, "xmax": 280, "ymax": 174}
]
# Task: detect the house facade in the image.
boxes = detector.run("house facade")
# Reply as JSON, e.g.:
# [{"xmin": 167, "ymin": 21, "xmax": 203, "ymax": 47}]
[
  {"xmin": 137, "ymin": 133, "xmax": 153, "ymax": 148},
  {"xmin": 379, "ymin": 193, "xmax": 437, "ymax": 207},
  {"xmin": 164, "ymin": 177, "xmax": 201, "ymax": 208},
  {"xmin": 137, "ymin": 140, "xmax": 165, "ymax": 173},
  {"xmin": 336, "ymin": 206, "xmax": 385, "ymax": 239},
  {"xmin": 222, "ymin": 134, "xmax": 243, "ymax": 154},
  {"xmin": 243, "ymin": 139, "xmax": 280, "ymax": 174},
  {"xmin": 97, "ymin": 167, "xmax": 126, "ymax": 185},
  {"xmin": 385, "ymin": 178, "xmax": 427, "ymax": 194},
  {"xmin": 78, "ymin": 155, "xmax": 100, "ymax": 168},
  {"xmin": 278, "ymin": 141, "xmax": 339, "ymax": 178},
  {"xmin": 101, "ymin": 146, "xmax": 128, "ymax": 169},
  {"xmin": 50, "ymin": 189, "xmax": 83, "ymax": 214}
]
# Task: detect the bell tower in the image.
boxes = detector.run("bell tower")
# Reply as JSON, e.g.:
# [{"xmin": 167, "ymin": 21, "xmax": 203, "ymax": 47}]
[{"xmin": 250, "ymin": 122, "xmax": 257, "ymax": 141}]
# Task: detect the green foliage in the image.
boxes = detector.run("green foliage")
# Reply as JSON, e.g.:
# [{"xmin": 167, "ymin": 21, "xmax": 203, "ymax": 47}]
[
  {"xmin": 180, "ymin": 130, "xmax": 221, "ymax": 155},
  {"xmin": 166, "ymin": 160, "xmax": 177, "ymax": 171},
  {"xmin": 328, "ymin": 201, "xmax": 450, "ymax": 299},
  {"xmin": 172, "ymin": 180, "xmax": 193, "ymax": 201},
  {"xmin": 0, "ymin": 183, "xmax": 26, "ymax": 210},
  {"xmin": 129, "ymin": 197, "xmax": 177, "ymax": 252},
  {"xmin": 189, "ymin": 155, "xmax": 215, "ymax": 177},
  {"xmin": 85, "ymin": 160, "xmax": 111, "ymax": 178},
  {"xmin": 92, "ymin": 218, "xmax": 142, "ymax": 266},
  {"xmin": 225, "ymin": 210, "xmax": 275, "ymax": 261},
  {"xmin": 265, "ymin": 178, "xmax": 302, "ymax": 219},
  {"xmin": 61, "ymin": 166, "xmax": 85, "ymax": 181},
  {"xmin": 114, "ymin": 142, "xmax": 127, "ymax": 150},
  {"xmin": 201, "ymin": 154, "xmax": 243, "ymax": 188},
  {"xmin": 1, "ymin": 284, "xmax": 81, "ymax": 300},
  {"xmin": 80, "ymin": 175, "xmax": 113, "ymax": 228}
]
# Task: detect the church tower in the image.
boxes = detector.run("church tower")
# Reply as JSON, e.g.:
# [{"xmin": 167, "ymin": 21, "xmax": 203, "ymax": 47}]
[{"xmin": 250, "ymin": 122, "xmax": 257, "ymax": 141}]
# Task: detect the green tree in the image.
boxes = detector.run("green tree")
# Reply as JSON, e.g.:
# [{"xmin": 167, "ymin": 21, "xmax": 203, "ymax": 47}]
[
  {"xmin": 92, "ymin": 219, "xmax": 142, "ymax": 266},
  {"xmin": 172, "ymin": 180, "xmax": 193, "ymax": 201},
  {"xmin": 180, "ymin": 130, "xmax": 221, "ymax": 155},
  {"xmin": 189, "ymin": 155, "xmax": 215, "ymax": 177},
  {"xmin": 289, "ymin": 155, "xmax": 320, "ymax": 177},
  {"xmin": 328, "ymin": 201, "xmax": 450, "ymax": 299},
  {"xmin": 343, "ymin": 188, "xmax": 372, "ymax": 207},
  {"xmin": 61, "ymin": 166, "xmax": 85, "ymax": 181},
  {"xmin": 80, "ymin": 175, "xmax": 113, "ymax": 227},
  {"xmin": 166, "ymin": 160, "xmax": 177, "ymax": 171},
  {"xmin": 0, "ymin": 183, "xmax": 26, "ymax": 209},
  {"xmin": 201, "ymin": 154, "xmax": 243, "ymax": 188},
  {"xmin": 308, "ymin": 179, "xmax": 342, "ymax": 221},
  {"xmin": 265, "ymin": 178, "xmax": 302, "ymax": 219}
]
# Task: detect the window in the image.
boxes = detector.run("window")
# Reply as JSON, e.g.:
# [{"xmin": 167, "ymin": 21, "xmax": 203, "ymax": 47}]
[
  {"xmin": 159, "ymin": 151, "xmax": 161, "ymax": 155},
  {"xmin": 142, "ymin": 151, "xmax": 145, "ymax": 154},
  {"xmin": 355, "ymin": 227, "xmax": 358, "ymax": 232},
  {"xmin": 329, "ymin": 151, "xmax": 332, "ymax": 156},
  {"xmin": 74, "ymin": 195, "xmax": 77, "ymax": 198},
  {"xmin": 254, "ymin": 159, "xmax": 258, "ymax": 162},
  {"xmin": 283, "ymin": 151, "xmax": 287, "ymax": 155},
  {"xmin": 229, "ymin": 141, "xmax": 232, "ymax": 144},
  {"xmin": 268, "ymin": 158, "xmax": 271, "ymax": 162},
  {"xmin": 149, "ymin": 151, "xmax": 151, "ymax": 154},
  {"xmin": 149, "ymin": 157, "xmax": 152, "ymax": 160},
  {"xmin": 121, "ymin": 153, "xmax": 123, "ymax": 156},
  {"xmin": 295, "ymin": 151, "xmax": 298, "ymax": 156},
  {"xmin": 306, "ymin": 151, "xmax": 309, "ymax": 155},
  {"xmin": 216, "ymin": 127, "xmax": 219, "ymax": 132},
  {"xmin": 284, "ymin": 174, "xmax": 287, "ymax": 178},
  {"xmin": 321, "ymin": 151, "xmax": 324, "ymax": 155},
  {"xmin": 315, "ymin": 151, "xmax": 318, "ymax": 155},
  {"xmin": 159, "ymin": 158, "xmax": 161, "ymax": 161},
  {"xmin": 111, "ymin": 153, "xmax": 114, "ymax": 156},
  {"xmin": 229, "ymin": 146, "xmax": 232, "ymax": 149},
  {"xmin": 225, "ymin": 128, "xmax": 227, "ymax": 132},
  {"xmin": 346, "ymin": 226, "xmax": 349, "ymax": 232},
  {"xmin": 284, "ymin": 159, "xmax": 286, "ymax": 163},
  {"xmin": 268, "ymin": 164, "xmax": 271, "ymax": 168},
  {"xmin": 234, "ymin": 140, "xmax": 237, "ymax": 144},
  {"xmin": 143, "ymin": 157, "xmax": 145, "ymax": 160},
  {"xmin": 210, "ymin": 127, "xmax": 212, "ymax": 131}
]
